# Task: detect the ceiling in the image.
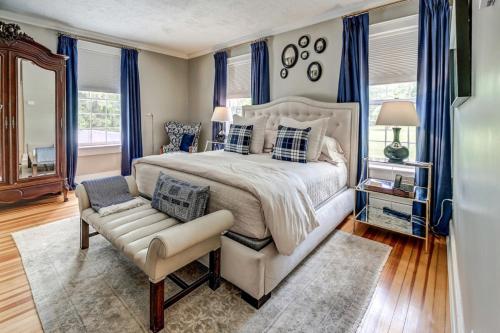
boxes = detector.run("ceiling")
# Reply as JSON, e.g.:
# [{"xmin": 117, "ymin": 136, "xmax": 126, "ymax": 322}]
[{"xmin": 0, "ymin": 0, "xmax": 395, "ymax": 58}]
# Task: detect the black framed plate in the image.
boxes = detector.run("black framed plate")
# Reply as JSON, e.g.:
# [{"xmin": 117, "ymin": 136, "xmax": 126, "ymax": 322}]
[
  {"xmin": 307, "ymin": 62, "xmax": 322, "ymax": 82},
  {"xmin": 281, "ymin": 44, "xmax": 299, "ymax": 68},
  {"xmin": 298, "ymin": 35, "xmax": 310, "ymax": 48},
  {"xmin": 314, "ymin": 37, "xmax": 327, "ymax": 53},
  {"xmin": 280, "ymin": 68, "xmax": 288, "ymax": 79},
  {"xmin": 300, "ymin": 50, "xmax": 309, "ymax": 60}
]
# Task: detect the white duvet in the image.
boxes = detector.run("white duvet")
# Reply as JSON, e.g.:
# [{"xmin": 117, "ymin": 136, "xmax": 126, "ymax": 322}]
[{"xmin": 133, "ymin": 151, "xmax": 320, "ymax": 255}]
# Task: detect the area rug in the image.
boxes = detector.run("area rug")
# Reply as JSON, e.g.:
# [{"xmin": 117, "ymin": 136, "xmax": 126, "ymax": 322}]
[{"xmin": 13, "ymin": 217, "xmax": 391, "ymax": 333}]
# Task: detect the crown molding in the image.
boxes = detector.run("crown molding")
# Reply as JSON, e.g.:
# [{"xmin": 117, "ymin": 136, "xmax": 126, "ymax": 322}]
[
  {"xmin": 1, "ymin": 0, "xmax": 399, "ymax": 60},
  {"xmin": 187, "ymin": 0, "xmax": 397, "ymax": 59},
  {"xmin": 0, "ymin": 9, "xmax": 189, "ymax": 59}
]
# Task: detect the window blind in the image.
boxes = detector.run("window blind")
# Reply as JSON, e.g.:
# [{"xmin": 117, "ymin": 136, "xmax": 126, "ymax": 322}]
[
  {"xmin": 227, "ymin": 54, "xmax": 251, "ymax": 99},
  {"xmin": 78, "ymin": 41, "xmax": 121, "ymax": 93},
  {"xmin": 369, "ymin": 15, "xmax": 418, "ymax": 86}
]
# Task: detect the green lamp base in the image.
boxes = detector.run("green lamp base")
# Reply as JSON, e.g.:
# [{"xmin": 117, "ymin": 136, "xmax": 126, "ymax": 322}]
[{"xmin": 384, "ymin": 127, "xmax": 409, "ymax": 163}]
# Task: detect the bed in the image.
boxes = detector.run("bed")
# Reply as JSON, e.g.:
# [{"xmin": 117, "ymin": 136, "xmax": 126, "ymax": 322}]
[{"xmin": 133, "ymin": 96, "xmax": 359, "ymax": 307}]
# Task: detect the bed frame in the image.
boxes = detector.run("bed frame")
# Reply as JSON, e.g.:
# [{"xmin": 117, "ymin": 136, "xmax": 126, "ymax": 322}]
[
  {"xmin": 206, "ymin": 96, "xmax": 360, "ymax": 307},
  {"xmin": 135, "ymin": 96, "xmax": 359, "ymax": 308}
]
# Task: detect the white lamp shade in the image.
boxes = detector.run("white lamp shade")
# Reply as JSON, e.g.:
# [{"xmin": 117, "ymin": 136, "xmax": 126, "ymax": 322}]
[
  {"xmin": 211, "ymin": 107, "xmax": 233, "ymax": 122},
  {"xmin": 376, "ymin": 101, "xmax": 419, "ymax": 126}
]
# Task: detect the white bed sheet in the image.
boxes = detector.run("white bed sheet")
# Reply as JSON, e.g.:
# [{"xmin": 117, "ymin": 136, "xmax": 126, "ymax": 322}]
[{"xmin": 134, "ymin": 151, "xmax": 347, "ymax": 239}]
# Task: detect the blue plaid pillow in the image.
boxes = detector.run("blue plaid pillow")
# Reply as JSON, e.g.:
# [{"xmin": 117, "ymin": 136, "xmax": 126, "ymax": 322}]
[
  {"xmin": 272, "ymin": 125, "xmax": 311, "ymax": 163},
  {"xmin": 224, "ymin": 124, "xmax": 253, "ymax": 155}
]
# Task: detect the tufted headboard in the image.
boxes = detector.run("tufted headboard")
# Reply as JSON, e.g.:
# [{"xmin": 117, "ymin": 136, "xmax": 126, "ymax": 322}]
[{"xmin": 243, "ymin": 96, "xmax": 359, "ymax": 187}]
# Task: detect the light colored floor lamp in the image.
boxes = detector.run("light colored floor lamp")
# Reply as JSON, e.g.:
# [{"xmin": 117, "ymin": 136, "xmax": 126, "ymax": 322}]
[{"xmin": 145, "ymin": 113, "xmax": 154, "ymax": 154}]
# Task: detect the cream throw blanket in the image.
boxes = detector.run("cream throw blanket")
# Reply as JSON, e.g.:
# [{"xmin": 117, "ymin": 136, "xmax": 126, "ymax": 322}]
[{"xmin": 133, "ymin": 153, "xmax": 319, "ymax": 255}]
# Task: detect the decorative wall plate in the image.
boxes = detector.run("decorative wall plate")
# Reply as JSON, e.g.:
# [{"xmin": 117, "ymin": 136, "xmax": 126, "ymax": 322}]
[
  {"xmin": 314, "ymin": 38, "xmax": 327, "ymax": 53},
  {"xmin": 307, "ymin": 62, "xmax": 322, "ymax": 82},
  {"xmin": 280, "ymin": 68, "xmax": 288, "ymax": 79},
  {"xmin": 300, "ymin": 50, "xmax": 309, "ymax": 60},
  {"xmin": 298, "ymin": 35, "xmax": 310, "ymax": 48},
  {"xmin": 281, "ymin": 44, "xmax": 298, "ymax": 68}
]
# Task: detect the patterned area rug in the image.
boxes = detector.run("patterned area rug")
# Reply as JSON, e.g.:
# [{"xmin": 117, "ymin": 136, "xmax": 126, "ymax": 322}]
[{"xmin": 13, "ymin": 217, "xmax": 391, "ymax": 333}]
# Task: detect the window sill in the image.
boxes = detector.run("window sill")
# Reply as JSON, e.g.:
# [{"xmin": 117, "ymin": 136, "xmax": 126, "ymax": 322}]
[
  {"xmin": 78, "ymin": 144, "xmax": 121, "ymax": 157},
  {"xmin": 369, "ymin": 160, "xmax": 415, "ymax": 180}
]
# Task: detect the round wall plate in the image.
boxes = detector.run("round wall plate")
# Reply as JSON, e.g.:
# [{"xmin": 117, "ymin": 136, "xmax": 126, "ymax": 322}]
[
  {"xmin": 300, "ymin": 50, "xmax": 309, "ymax": 60},
  {"xmin": 307, "ymin": 61, "xmax": 322, "ymax": 82},
  {"xmin": 281, "ymin": 44, "xmax": 299, "ymax": 68},
  {"xmin": 280, "ymin": 68, "xmax": 288, "ymax": 79},
  {"xmin": 314, "ymin": 37, "xmax": 327, "ymax": 53},
  {"xmin": 298, "ymin": 35, "xmax": 310, "ymax": 48}
]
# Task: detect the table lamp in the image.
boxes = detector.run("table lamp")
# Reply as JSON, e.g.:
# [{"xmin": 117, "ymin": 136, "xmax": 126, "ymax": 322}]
[
  {"xmin": 376, "ymin": 101, "xmax": 419, "ymax": 163},
  {"xmin": 211, "ymin": 106, "xmax": 232, "ymax": 142}
]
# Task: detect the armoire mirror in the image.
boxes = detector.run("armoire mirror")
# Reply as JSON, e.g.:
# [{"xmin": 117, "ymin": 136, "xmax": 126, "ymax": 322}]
[{"xmin": 17, "ymin": 58, "xmax": 56, "ymax": 179}]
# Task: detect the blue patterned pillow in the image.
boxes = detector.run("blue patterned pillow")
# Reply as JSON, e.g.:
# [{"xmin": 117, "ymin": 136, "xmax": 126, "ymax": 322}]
[
  {"xmin": 163, "ymin": 121, "xmax": 201, "ymax": 153},
  {"xmin": 151, "ymin": 173, "xmax": 210, "ymax": 222},
  {"xmin": 224, "ymin": 124, "xmax": 253, "ymax": 155},
  {"xmin": 180, "ymin": 133, "xmax": 195, "ymax": 152},
  {"xmin": 272, "ymin": 125, "xmax": 311, "ymax": 163}
]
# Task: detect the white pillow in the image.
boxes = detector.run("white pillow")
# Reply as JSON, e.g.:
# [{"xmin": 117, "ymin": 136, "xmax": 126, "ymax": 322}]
[
  {"xmin": 233, "ymin": 115, "xmax": 266, "ymax": 154},
  {"xmin": 279, "ymin": 117, "xmax": 330, "ymax": 161},
  {"xmin": 263, "ymin": 129, "xmax": 277, "ymax": 150},
  {"xmin": 319, "ymin": 136, "xmax": 347, "ymax": 164}
]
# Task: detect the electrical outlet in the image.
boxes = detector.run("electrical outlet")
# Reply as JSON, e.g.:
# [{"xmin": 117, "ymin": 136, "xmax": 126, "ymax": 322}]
[{"xmin": 479, "ymin": 0, "xmax": 495, "ymax": 9}]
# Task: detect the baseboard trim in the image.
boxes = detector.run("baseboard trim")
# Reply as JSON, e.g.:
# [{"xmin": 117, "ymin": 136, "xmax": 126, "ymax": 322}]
[
  {"xmin": 75, "ymin": 170, "xmax": 121, "ymax": 183},
  {"xmin": 448, "ymin": 220, "xmax": 465, "ymax": 333}
]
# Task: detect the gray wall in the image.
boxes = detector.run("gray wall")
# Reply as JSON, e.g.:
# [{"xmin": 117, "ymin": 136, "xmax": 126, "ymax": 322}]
[
  {"xmin": 453, "ymin": 3, "xmax": 500, "ymax": 333},
  {"xmin": 187, "ymin": 1, "xmax": 418, "ymax": 149},
  {"xmin": 10, "ymin": 21, "xmax": 189, "ymax": 175},
  {"xmin": 187, "ymin": 54, "xmax": 214, "ymax": 148},
  {"xmin": 187, "ymin": 18, "xmax": 344, "ymax": 147},
  {"xmin": 269, "ymin": 19, "xmax": 343, "ymax": 102}
]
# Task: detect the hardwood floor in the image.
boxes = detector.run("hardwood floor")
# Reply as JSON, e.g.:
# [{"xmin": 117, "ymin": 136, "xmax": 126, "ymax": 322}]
[{"xmin": 0, "ymin": 193, "xmax": 450, "ymax": 333}]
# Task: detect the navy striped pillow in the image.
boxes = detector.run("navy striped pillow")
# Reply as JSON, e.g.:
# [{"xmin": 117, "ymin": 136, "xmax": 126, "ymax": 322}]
[{"xmin": 272, "ymin": 125, "xmax": 311, "ymax": 163}]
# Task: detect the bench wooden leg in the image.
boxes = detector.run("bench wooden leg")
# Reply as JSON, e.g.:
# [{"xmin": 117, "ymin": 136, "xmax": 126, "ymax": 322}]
[
  {"xmin": 150, "ymin": 279, "xmax": 165, "ymax": 333},
  {"xmin": 241, "ymin": 291, "xmax": 272, "ymax": 309},
  {"xmin": 209, "ymin": 248, "xmax": 221, "ymax": 290},
  {"xmin": 80, "ymin": 219, "xmax": 89, "ymax": 249}
]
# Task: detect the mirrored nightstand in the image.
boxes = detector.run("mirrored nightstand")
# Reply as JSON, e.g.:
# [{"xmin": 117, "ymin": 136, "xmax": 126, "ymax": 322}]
[{"xmin": 353, "ymin": 157, "xmax": 432, "ymax": 252}]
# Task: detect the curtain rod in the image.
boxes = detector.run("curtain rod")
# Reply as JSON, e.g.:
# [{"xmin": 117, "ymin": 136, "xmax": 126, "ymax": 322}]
[
  {"xmin": 57, "ymin": 32, "xmax": 140, "ymax": 52},
  {"xmin": 343, "ymin": 0, "xmax": 411, "ymax": 18},
  {"xmin": 213, "ymin": 36, "xmax": 269, "ymax": 55}
]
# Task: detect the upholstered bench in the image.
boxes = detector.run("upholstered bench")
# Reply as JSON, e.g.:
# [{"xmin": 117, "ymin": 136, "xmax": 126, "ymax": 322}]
[{"xmin": 75, "ymin": 176, "xmax": 234, "ymax": 333}]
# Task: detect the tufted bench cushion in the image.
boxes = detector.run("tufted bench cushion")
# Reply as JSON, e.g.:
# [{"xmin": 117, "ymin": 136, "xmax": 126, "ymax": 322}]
[{"xmin": 82, "ymin": 200, "xmax": 178, "ymax": 274}]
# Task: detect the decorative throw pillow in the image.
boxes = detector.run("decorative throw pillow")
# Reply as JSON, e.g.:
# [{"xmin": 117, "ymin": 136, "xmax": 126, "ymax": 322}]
[
  {"xmin": 272, "ymin": 125, "xmax": 311, "ymax": 163},
  {"xmin": 319, "ymin": 136, "xmax": 347, "ymax": 164},
  {"xmin": 224, "ymin": 124, "xmax": 253, "ymax": 155},
  {"xmin": 151, "ymin": 172, "xmax": 210, "ymax": 223},
  {"xmin": 179, "ymin": 133, "xmax": 195, "ymax": 152},
  {"xmin": 164, "ymin": 121, "xmax": 201, "ymax": 153},
  {"xmin": 263, "ymin": 129, "xmax": 278, "ymax": 151},
  {"xmin": 232, "ymin": 115, "xmax": 266, "ymax": 153},
  {"xmin": 279, "ymin": 117, "xmax": 330, "ymax": 161}
]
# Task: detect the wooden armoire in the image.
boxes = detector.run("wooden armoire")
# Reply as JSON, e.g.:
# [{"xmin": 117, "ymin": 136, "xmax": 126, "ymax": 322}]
[{"xmin": 0, "ymin": 21, "xmax": 68, "ymax": 204}]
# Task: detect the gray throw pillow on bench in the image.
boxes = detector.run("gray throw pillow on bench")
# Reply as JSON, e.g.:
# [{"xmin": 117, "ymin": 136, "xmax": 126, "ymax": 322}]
[{"xmin": 151, "ymin": 172, "xmax": 210, "ymax": 222}]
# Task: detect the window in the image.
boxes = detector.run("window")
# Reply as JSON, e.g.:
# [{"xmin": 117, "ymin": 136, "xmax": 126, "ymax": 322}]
[
  {"xmin": 369, "ymin": 82, "xmax": 417, "ymax": 160},
  {"xmin": 77, "ymin": 41, "xmax": 121, "ymax": 147},
  {"xmin": 78, "ymin": 91, "xmax": 121, "ymax": 146},
  {"xmin": 227, "ymin": 54, "xmax": 251, "ymax": 116},
  {"xmin": 369, "ymin": 15, "xmax": 418, "ymax": 160}
]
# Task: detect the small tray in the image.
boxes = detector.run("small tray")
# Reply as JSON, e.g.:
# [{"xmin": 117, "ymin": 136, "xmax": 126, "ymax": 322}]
[{"xmin": 363, "ymin": 178, "xmax": 415, "ymax": 199}]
